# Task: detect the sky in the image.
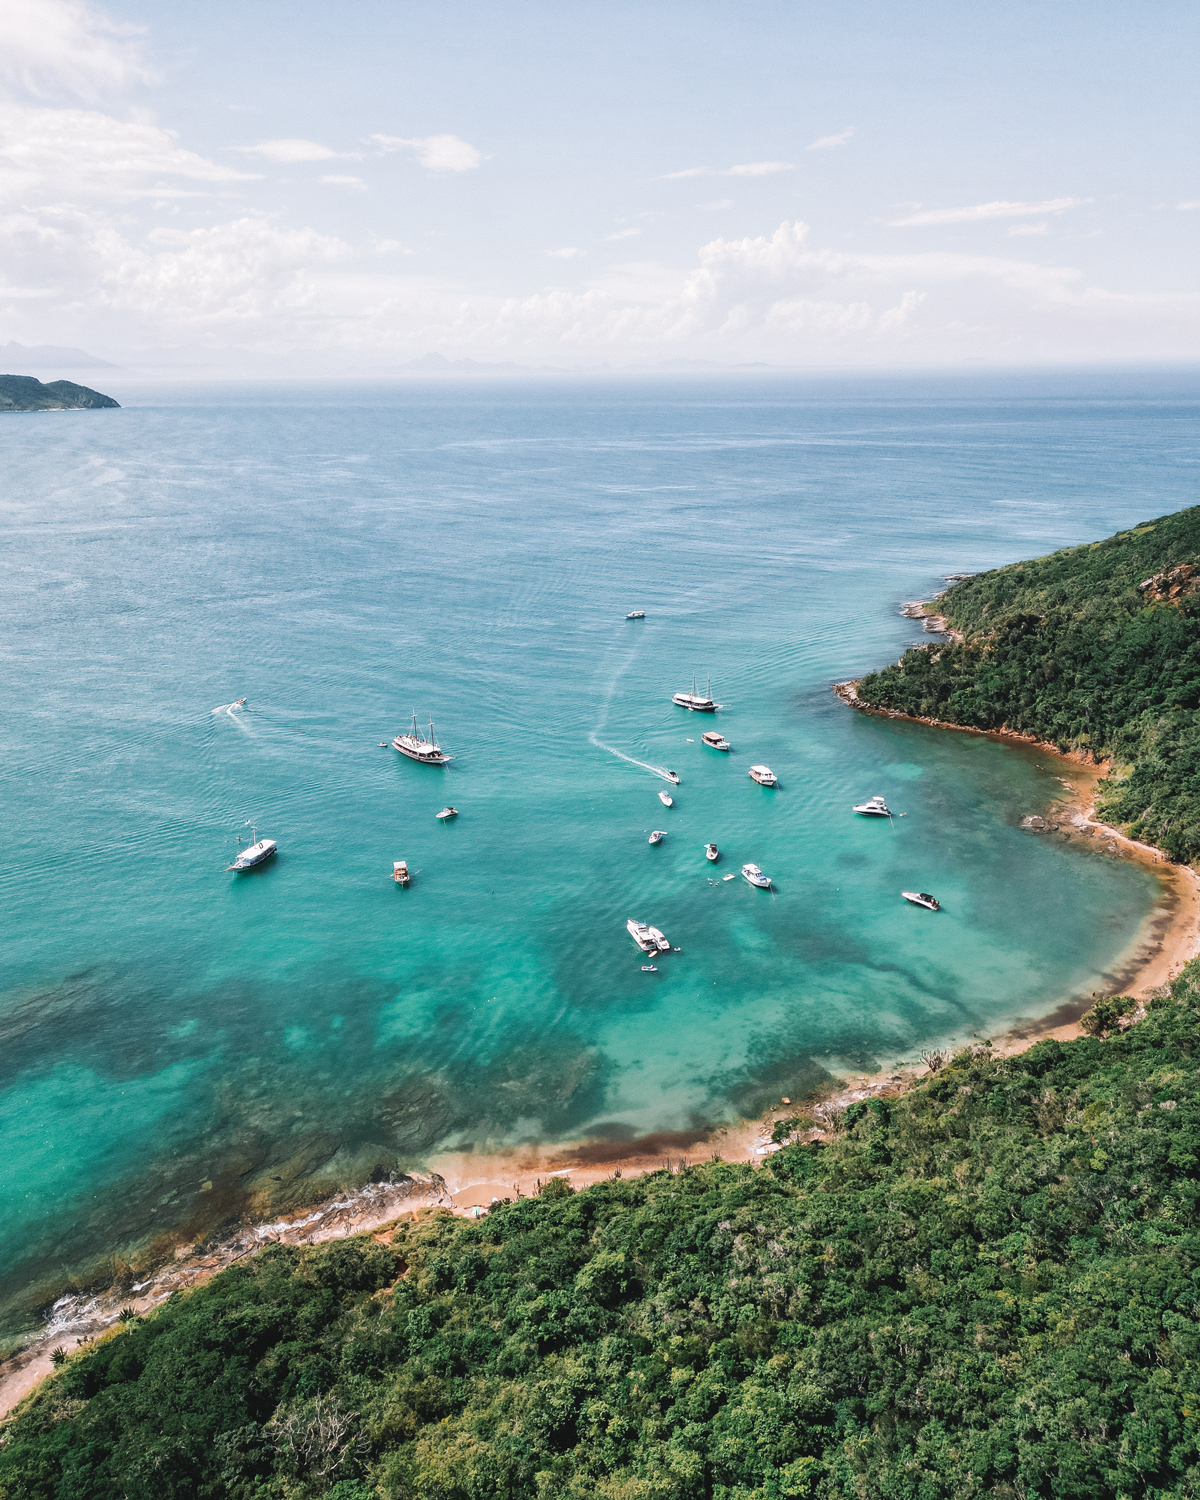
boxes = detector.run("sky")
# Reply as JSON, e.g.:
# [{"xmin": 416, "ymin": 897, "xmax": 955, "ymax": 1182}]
[{"xmin": 1, "ymin": 0, "xmax": 1197, "ymax": 372}]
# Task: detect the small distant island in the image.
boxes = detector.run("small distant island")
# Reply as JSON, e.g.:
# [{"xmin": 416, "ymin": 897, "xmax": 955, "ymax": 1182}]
[{"xmin": 0, "ymin": 374, "xmax": 119, "ymax": 413}]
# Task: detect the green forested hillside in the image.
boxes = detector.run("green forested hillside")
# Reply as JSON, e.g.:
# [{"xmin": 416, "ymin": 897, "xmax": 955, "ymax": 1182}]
[
  {"xmin": 6, "ymin": 963, "xmax": 1200, "ymax": 1499},
  {"xmin": 0, "ymin": 375, "xmax": 119, "ymax": 412},
  {"xmin": 855, "ymin": 505, "xmax": 1200, "ymax": 861}
]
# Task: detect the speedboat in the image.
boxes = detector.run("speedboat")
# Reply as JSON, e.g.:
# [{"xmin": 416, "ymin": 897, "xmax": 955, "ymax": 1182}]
[
  {"xmin": 392, "ymin": 860, "xmax": 410, "ymax": 885},
  {"xmin": 658, "ymin": 790, "xmax": 673, "ymax": 807},
  {"xmin": 227, "ymin": 823, "xmax": 276, "ymax": 872},
  {"xmin": 641, "ymin": 964, "xmax": 657, "ymax": 972},
  {"xmin": 742, "ymin": 862, "xmax": 771, "ymax": 888},
  {"xmin": 626, "ymin": 610, "xmax": 645, "ymax": 619},
  {"xmin": 705, "ymin": 843, "xmax": 719, "ymax": 862},
  {"xmin": 701, "ymin": 730, "xmax": 731, "ymax": 751},
  {"xmin": 393, "ymin": 710, "xmax": 454, "ymax": 765},
  {"xmin": 663, "ymin": 769, "xmax": 680, "ymax": 784},
  {"xmin": 436, "ymin": 806, "xmax": 458, "ymax": 820},
  {"xmin": 673, "ymin": 675, "xmax": 722, "ymax": 712},
  {"xmin": 748, "ymin": 765, "xmax": 777, "ymax": 787},
  {"xmin": 902, "ymin": 891, "xmax": 940, "ymax": 911},
  {"xmin": 854, "ymin": 794, "xmax": 892, "ymax": 817},
  {"xmin": 722, "ymin": 873, "xmax": 735, "ymax": 881},
  {"xmin": 627, "ymin": 919, "xmax": 670, "ymax": 954},
  {"xmin": 649, "ymin": 830, "xmax": 665, "ymax": 845}
]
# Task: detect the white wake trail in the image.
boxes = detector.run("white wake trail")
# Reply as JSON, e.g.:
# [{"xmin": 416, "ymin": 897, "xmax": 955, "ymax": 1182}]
[{"xmin": 588, "ymin": 639, "xmax": 674, "ymax": 782}]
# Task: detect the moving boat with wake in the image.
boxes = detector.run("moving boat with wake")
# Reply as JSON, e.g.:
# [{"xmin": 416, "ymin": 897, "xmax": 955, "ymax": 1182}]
[
  {"xmin": 673, "ymin": 675, "xmax": 722, "ymax": 712},
  {"xmin": 393, "ymin": 711, "xmax": 454, "ymax": 765}
]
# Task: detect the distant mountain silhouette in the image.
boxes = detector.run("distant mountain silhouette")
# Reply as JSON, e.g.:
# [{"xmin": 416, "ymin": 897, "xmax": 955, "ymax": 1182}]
[{"xmin": 0, "ymin": 341, "xmax": 115, "ymax": 370}]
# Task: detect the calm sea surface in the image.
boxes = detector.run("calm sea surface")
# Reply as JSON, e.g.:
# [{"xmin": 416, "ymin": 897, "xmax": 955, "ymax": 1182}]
[{"xmin": 2, "ymin": 370, "xmax": 1196, "ymax": 1328}]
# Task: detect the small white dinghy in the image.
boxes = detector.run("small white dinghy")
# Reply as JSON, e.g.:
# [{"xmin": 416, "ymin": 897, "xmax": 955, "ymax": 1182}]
[
  {"xmin": 748, "ymin": 765, "xmax": 777, "ymax": 787},
  {"xmin": 626, "ymin": 610, "xmax": 645, "ymax": 620},
  {"xmin": 742, "ymin": 862, "xmax": 771, "ymax": 888},
  {"xmin": 436, "ymin": 806, "xmax": 458, "ymax": 821},
  {"xmin": 705, "ymin": 843, "xmax": 719, "ymax": 862},
  {"xmin": 658, "ymin": 790, "xmax": 673, "ymax": 807},
  {"xmin": 902, "ymin": 890, "xmax": 940, "ymax": 911},
  {"xmin": 227, "ymin": 822, "xmax": 276, "ymax": 872},
  {"xmin": 649, "ymin": 830, "xmax": 666, "ymax": 845},
  {"xmin": 854, "ymin": 794, "xmax": 892, "ymax": 817}
]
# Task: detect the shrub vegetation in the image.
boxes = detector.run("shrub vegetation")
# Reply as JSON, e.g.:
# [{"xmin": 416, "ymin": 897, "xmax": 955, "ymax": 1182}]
[
  {"xmin": 855, "ymin": 505, "xmax": 1200, "ymax": 861},
  {"xmin": 6, "ymin": 960, "xmax": 1200, "ymax": 1498}
]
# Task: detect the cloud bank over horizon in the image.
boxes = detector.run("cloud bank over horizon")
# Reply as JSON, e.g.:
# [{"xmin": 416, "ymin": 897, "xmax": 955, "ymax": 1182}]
[{"xmin": 0, "ymin": 0, "xmax": 1196, "ymax": 373}]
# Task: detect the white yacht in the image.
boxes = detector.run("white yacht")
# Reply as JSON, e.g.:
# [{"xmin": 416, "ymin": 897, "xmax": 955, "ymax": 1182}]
[
  {"xmin": 626, "ymin": 610, "xmax": 645, "ymax": 620},
  {"xmin": 854, "ymin": 794, "xmax": 892, "ymax": 817},
  {"xmin": 658, "ymin": 790, "xmax": 673, "ymax": 807},
  {"xmin": 673, "ymin": 675, "xmax": 721, "ymax": 712},
  {"xmin": 392, "ymin": 860, "xmax": 410, "ymax": 885},
  {"xmin": 705, "ymin": 843, "xmax": 719, "ymax": 862},
  {"xmin": 663, "ymin": 769, "xmax": 680, "ymax": 784},
  {"xmin": 436, "ymin": 806, "xmax": 458, "ymax": 820},
  {"xmin": 627, "ymin": 919, "xmax": 670, "ymax": 953},
  {"xmin": 393, "ymin": 711, "xmax": 454, "ymax": 765},
  {"xmin": 742, "ymin": 862, "xmax": 771, "ymax": 889},
  {"xmin": 701, "ymin": 730, "xmax": 731, "ymax": 751},
  {"xmin": 902, "ymin": 890, "xmax": 940, "ymax": 911},
  {"xmin": 649, "ymin": 829, "xmax": 665, "ymax": 845},
  {"xmin": 748, "ymin": 765, "xmax": 777, "ymax": 787},
  {"xmin": 228, "ymin": 824, "xmax": 277, "ymax": 872}
]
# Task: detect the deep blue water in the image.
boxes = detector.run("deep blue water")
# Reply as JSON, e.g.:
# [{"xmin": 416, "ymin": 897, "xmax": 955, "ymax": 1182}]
[{"xmin": 1, "ymin": 369, "xmax": 1195, "ymax": 1328}]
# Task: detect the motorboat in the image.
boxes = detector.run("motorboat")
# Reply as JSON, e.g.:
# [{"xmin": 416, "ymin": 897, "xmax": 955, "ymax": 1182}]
[
  {"xmin": 627, "ymin": 919, "xmax": 670, "ymax": 954},
  {"xmin": 722, "ymin": 873, "xmax": 735, "ymax": 881},
  {"xmin": 748, "ymin": 765, "xmax": 777, "ymax": 787},
  {"xmin": 663, "ymin": 769, "xmax": 680, "ymax": 784},
  {"xmin": 672, "ymin": 675, "xmax": 722, "ymax": 712},
  {"xmin": 392, "ymin": 860, "xmax": 410, "ymax": 885},
  {"xmin": 393, "ymin": 710, "xmax": 454, "ymax": 765},
  {"xmin": 902, "ymin": 891, "xmax": 940, "ymax": 911},
  {"xmin": 705, "ymin": 843, "xmax": 719, "ymax": 862},
  {"xmin": 436, "ymin": 806, "xmax": 458, "ymax": 820},
  {"xmin": 626, "ymin": 610, "xmax": 645, "ymax": 619},
  {"xmin": 227, "ymin": 823, "xmax": 277, "ymax": 872},
  {"xmin": 701, "ymin": 730, "xmax": 731, "ymax": 751},
  {"xmin": 742, "ymin": 862, "xmax": 771, "ymax": 888},
  {"xmin": 641, "ymin": 964, "xmax": 658, "ymax": 972},
  {"xmin": 658, "ymin": 790, "xmax": 673, "ymax": 807},
  {"xmin": 854, "ymin": 794, "xmax": 892, "ymax": 817},
  {"xmin": 649, "ymin": 830, "xmax": 665, "ymax": 845}
]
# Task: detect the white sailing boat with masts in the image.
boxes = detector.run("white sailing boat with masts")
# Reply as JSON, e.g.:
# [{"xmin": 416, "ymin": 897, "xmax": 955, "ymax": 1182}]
[
  {"xmin": 672, "ymin": 675, "xmax": 721, "ymax": 712},
  {"xmin": 392, "ymin": 711, "xmax": 454, "ymax": 765}
]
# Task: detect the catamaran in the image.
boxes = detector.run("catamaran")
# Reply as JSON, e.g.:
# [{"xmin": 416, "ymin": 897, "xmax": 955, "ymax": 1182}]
[
  {"xmin": 672, "ymin": 675, "xmax": 721, "ymax": 712},
  {"xmin": 227, "ymin": 823, "xmax": 277, "ymax": 872},
  {"xmin": 392, "ymin": 711, "xmax": 454, "ymax": 765}
]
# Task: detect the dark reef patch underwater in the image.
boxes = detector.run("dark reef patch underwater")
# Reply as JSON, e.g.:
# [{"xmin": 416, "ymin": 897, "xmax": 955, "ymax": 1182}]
[{"xmin": 6, "ymin": 958, "xmax": 1200, "ymax": 1499}]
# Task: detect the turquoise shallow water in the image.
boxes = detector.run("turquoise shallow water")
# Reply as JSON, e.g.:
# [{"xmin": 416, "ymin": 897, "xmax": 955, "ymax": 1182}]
[{"xmin": 1, "ymin": 370, "xmax": 1196, "ymax": 1327}]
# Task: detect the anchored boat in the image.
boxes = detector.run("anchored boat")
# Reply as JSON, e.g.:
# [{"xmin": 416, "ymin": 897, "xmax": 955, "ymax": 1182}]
[
  {"xmin": 672, "ymin": 675, "xmax": 721, "ymax": 712},
  {"xmin": 227, "ymin": 822, "xmax": 277, "ymax": 872},
  {"xmin": 393, "ymin": 711, "xmax": 454, "ymax": 765},
  {"xmin": 627, "ymin": 919, "xmax": 671, "ymax": 954},
  {"xmin": 701, "ymin": 730, "xmax": 731, "ymax": 751},
  {"xmin": 705, "ymin": 843, "xmax": 719, "ymax": 862},
  {"xmin": 853, "ymin": 794, "xmax": 892, "ymax": 817},
  {"xmin": 436, "ymin": 806, "xmax": 458, "ymax": 820},
  {"xmin": 902, "ymin": 891, "xmax": 940, "ymax": 911},
  {"xmin": 392, "ymin": 860, "xmax": 410, "ymax": 885},
  {"xmin": 658, "ymin": 789, "xmax": 674, "ymax": 807},
  {"xmin": 748, "ymin": 765, "xmax": 777, "ymax": 787},
  {"xmin": 742, "ymin": 862, "xmax": 771, "ymax": 889},
  {"xmin": 626, "ymin": 610, "xmax": 645, "ymax": 619},
  {"xmin": 649, "ymin": 830, "xmax": 665, "ymax": 845}
]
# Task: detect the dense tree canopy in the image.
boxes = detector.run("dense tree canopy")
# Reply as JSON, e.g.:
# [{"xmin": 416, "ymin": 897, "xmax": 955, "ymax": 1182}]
[
  {"xmin": 6, "ymin": 960, "xmax": 1200, "ymax": 1498},
  {"xmin": 855, "ymin": 505, "xmax": 1200, "ymax": 861}
]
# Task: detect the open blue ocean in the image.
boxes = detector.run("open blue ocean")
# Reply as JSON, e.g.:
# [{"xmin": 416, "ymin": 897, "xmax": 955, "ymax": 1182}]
[{"xmin": 2, "ymin": 369, "xmax": 1197, "ymax": 1330}]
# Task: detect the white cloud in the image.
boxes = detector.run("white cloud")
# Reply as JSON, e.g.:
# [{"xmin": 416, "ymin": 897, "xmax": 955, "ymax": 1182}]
[
  {"xmin": 546, "ymin": 246, "xmax": 583, "ymax": 258},
  {"xmin": 806, "ymin": 127, "xmax": 854, "ymax": 151},
  {"xmin": 1178, "ymin": 200, "xmax": 1200, "ymax": 211},
  {"xmin": 659, "ymin": 166, "xmax": 709, "ymax": 180},
  {"xmin": 0, "ymin": 0, "xmax": 151, "ymax": 100},
  {"xmin": 0, "ymin": 103, "xmax": 257, "ymax": 204},
  {"xmin": 1007, "ymin": 222, "xmax": 1049, "ymax": 237},
  {"xmin": 722, "ymin": 161, "xmax": 794, "ymax": 177},
  {"xmin": 369, "ymin": 133, "xmax": 482, "ymax": 172},
  {"xmin": 321, "ymin": 174, "xmax": 365, "ymax": 189},
  {"xmin": 605, "ymin": 228, "xmax": 641, "ymax": 241},
  {"xmin": 889, "ymin": 197, "xmax": 1089, "ymax": 227},
  {"xmin": 239, "ymin": 138, "xmax": 343, "ymax": 163}
]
